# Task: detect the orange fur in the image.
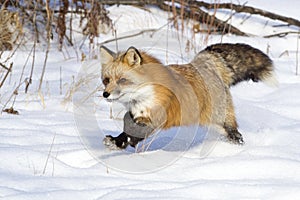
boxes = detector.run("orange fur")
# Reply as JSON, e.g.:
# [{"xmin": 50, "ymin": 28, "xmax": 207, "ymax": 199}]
[{"xmin": 101, "ymin": 47, "xmax": 214, "ymax": 130}]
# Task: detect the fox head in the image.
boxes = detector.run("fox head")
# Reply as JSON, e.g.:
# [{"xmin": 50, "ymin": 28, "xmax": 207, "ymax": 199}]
[{"xmin": 100, "ymin": 46, "xmax": 161, "ymax": 104}]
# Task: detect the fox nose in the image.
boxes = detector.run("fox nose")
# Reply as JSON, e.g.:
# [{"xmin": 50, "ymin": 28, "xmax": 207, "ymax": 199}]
[{"xmin": 103, "ymin": 91, "xmax": 110, "ymax": 98}]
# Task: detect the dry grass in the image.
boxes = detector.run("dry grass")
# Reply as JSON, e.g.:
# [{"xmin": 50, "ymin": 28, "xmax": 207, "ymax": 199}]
[
  {"xmin": 0, "ymin": 1, "xmax": 112, "ymax": 111},
  {"xmin": 0, "ymin": 9, "xmax": 22, "ymax": 51}
]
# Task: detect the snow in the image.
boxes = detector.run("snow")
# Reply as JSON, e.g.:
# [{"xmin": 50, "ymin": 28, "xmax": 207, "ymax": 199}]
[
  {"xmin": 1, "ymin": 0, "xmax": 300, "ymax": 199},
  {"xmin": 238, "ymin": 0, "xmax": 300, "ymax": 20}
]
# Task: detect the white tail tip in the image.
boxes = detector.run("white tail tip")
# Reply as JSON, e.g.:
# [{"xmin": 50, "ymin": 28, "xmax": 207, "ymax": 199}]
[{"xmin": 263, "ymin": 71, "xmax": 279, "ymax": 87}]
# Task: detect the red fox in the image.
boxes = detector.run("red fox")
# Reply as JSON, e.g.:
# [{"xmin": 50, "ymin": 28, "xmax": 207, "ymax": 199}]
[{"xmin": 100, "ymin": 43, "xmax": 277, "ymax": 150}]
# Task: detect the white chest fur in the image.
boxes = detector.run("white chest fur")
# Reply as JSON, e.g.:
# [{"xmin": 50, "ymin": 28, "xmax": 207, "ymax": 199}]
[{"xmin": 128, "ymin": 85, "xmax": 155, "ymax": 119}]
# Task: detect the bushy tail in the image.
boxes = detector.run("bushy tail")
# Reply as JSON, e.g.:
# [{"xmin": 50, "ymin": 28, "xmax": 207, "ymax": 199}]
[{"xmin": 203, "ymin": 43, "xmax": 278, "ymax": 87}]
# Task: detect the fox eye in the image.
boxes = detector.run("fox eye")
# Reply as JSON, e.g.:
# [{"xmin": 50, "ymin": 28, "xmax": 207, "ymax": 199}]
[
  {"xmin": 117, "ymin": 78, "xmax": 127, "ymax": 84},
  {"xmin": 102, "ymin": 77, "xmax": 110, "ymax": 86}
]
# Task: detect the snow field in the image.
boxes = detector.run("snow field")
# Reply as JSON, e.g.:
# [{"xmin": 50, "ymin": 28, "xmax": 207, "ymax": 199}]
[{"xmin": 1, "ymin": 1, "xmax": 300, "ymax": 199}]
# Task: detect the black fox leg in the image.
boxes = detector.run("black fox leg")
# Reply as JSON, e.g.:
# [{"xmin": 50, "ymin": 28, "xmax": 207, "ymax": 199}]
[
  {"xmin": 224, "ymin": 125, "xmax": 244, "ymax": 144},
  {"xmin": 103, "ymin": 111, "xmax": 154, "ymax": 150},
  {"xmin": 103, "ymin": 132, "xmax": 144, "ymax": 150}
]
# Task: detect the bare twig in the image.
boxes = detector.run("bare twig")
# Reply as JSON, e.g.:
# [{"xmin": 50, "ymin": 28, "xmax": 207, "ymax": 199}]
[
  {"xmin": 296, "ymin": 32, "xmax": 299, "ymax": 75},
  {"xmin": 57, "ymin": 0, "xmax": 68, "ymax": 50},
  {"xmin": 114, "ymin": 29, "xmax": 118, "ymax": 52},
  {"xmin": 98, "ymin": 28, "xmax": 158, "ymax": 46},
  {"xmin": 12, "ymin": 46, "xmax": 34, "ymax": 107},
  {"xmin": 26, "ymin": 44, "xmax": 36, "ymax": 93},
  {"xmin": 42, "ymin": 131, "xmax": 56, "ymax": 175},
  {"xmin": 32, "ymin": 2, "xmax": 40, "ymax": 43},
  {"xmin": 97, "ymin": 22, "xmax": 170, "ymax": 46},
  {"xmin": 0, "ymin": 62, "xmax": 10, "ymax": 71},
  {"xmin": 0, "ymin": 63, "xmax": 12, "ymax": 88},
  {"xmin": 38, "ymin": 0, "xmax": 53, "ymax": 92},
  {"xmin": 264, "ymin": 31, "xmax": 300, "ymax": 38},
  {"xmin": 1, "ymin": 79, "xmax": 25, "ymax": 115}
]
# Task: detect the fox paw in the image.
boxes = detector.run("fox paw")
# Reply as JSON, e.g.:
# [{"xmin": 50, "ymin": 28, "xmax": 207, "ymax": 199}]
[
  {"xmin": 228, "ymin": 131, "xmax": 244, "ymax": 145},
  {"xmin": 103, "ymin": 136, "xmax": 122, "ymax": 150},
  {"xmin": 133, "ymin": 116, "xmax": 151, "ymax": 127}
]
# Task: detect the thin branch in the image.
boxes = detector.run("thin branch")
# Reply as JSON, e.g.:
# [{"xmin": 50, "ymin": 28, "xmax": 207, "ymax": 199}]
[
  {"xmin": 38, "ymin": 0, "xmax": 53, "ymax": 92},
  {"xmin": 1, "ymin": 79, "xmax": 25, "ymax": 115},
  {"xmin": 97, "ymin": 22, "xmax": 170, "ymax": 46},
  {"xmin": 264, "ymin": 31, "xmax": 300, "ymax": 38},
  {"xmin": 26, "ymin": 43, "xmax": 36, "ymax": 93},
  {"xmin": 296, "ymin": 32, "xmax": 299, "ymax": 75},
  {"xmin": 12, "ymin": 46, "xmax": 34, "ymax": 107},
  {"xmin": 42, "ymin": 131, "xmax": 56, "ymax": 175},
  {"xmin": 0, "ymin": 63, "xmax": 12, "ymax": 88},
  {"xmin": 0, "ymin": 62, "xmax": 10, "ymax": 71},
  {"xmin": 97, "ymin": 28, "xmax": 158, "ymax": 46}
]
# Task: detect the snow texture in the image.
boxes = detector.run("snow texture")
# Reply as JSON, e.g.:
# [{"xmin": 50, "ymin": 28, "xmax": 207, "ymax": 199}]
[{"xmin": 0, "ymin": 1, "xmax": 300, "ymax": 199}]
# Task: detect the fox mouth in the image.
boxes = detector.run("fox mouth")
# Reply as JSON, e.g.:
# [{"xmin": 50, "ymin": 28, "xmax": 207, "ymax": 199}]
[{"xmin": 105, "ymin": 93, "xmax": 125, "ymax": 102}]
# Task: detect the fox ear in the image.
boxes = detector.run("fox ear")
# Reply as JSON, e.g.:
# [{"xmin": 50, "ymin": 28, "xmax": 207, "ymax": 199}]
[
  {"xmin": 124, "ymin": 46, "xmax": 142, "ymax": 67},
  {"xmin": 100, "ymin": 46, "xmax": 116, "ymax": 66}
]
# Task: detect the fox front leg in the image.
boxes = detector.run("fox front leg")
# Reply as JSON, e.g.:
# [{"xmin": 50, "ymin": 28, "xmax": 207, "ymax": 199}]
[
  {"xmin": 133, "ymin": 116, "xmax": 152, "ymax": 127},
  {"xmin": 130, "ymin": 105, "xmax": 153, "ymax": 127},
  {"xmin": 103, "ymin": 112, "xmax": 154, "ymax": 150},
  {"xmin": 103, "ymin": 132, "xmax": 143, "ymax": 150}
]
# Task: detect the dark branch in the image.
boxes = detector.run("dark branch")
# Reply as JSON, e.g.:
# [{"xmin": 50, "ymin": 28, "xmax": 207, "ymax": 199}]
[
  {"xmin": 195, "ymin": 1, "xmax": 300, "ymax": 28},
  {"xmin": 264, "ymin": 31, "xmax": 300, "ymax": 38}
]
